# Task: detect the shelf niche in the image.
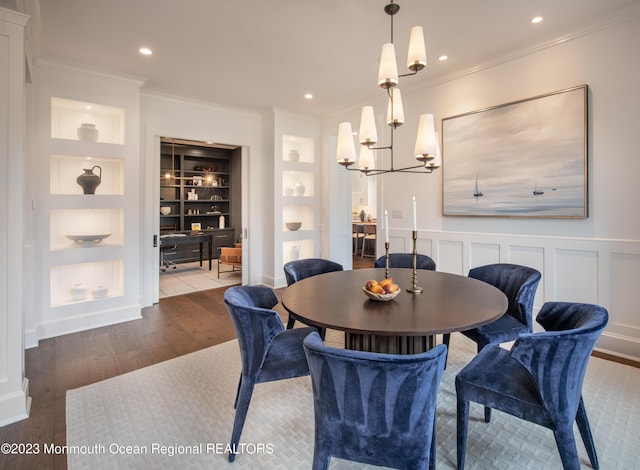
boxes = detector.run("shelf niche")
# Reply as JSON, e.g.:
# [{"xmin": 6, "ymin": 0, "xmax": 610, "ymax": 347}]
[
  {"xmin": 283, "ymin": 239, "xmax": 315, "ymax": 265},
  {"xmin": 50, "ymin": 208, "xmax": 124, "ymax": 250},
  {"xmin": 51, "ymin": 97, "xmax": 125, "ymax": 144},
  {"xmin": 50, "ymin": 259, "xmax": 124, "ymax": 307},
  {"xmin": 283, "ymin": 134, "xmax": 314, "ymax": 164},
  {"xmin": 51, "ymin": 154, "xmax": 124, "ymax": 195}
]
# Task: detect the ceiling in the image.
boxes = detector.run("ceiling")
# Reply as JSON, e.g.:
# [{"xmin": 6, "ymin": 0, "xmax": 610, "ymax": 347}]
[{"xmin": 16, "ymin": 0, "xmax": 640, "ymax": 117}]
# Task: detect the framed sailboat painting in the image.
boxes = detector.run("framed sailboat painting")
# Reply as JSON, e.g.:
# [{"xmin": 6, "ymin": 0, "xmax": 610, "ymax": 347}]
[{"xmin": 442, "ymin": 85, "xmax": 588, "ymax": 218}]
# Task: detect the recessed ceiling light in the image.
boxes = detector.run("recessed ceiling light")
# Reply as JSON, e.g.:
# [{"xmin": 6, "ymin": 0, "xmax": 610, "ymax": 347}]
[
  {"xmin": 139, "ymin": 47, "xmax": 153, "ymax": 55},
  {"xmin": 438, "ymin": 55, "xmax": 448, "ymax": 62},
  {"xmin": 531, "ymin": 16, "xmax": 543, "ymax": 24},
  {"xmin": 304, "ymin": 93, "xmax": 313, "ymax": 100}
]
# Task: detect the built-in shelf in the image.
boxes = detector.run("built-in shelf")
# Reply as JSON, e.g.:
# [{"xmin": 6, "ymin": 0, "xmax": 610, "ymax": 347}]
[
  {"xmin": 278, "ymin": 131, "xmax": 319, "ymax": 268},
  {"xmin": 50, "ymin": 259, "xmax": 124, "ymax": 307},
  {"xmin": 51, "ymin": 97, "xmax": 125, "ymax": 144},
  {"xmin": 50, "ymin": 154, "xmax": 124, "ymax": 195},
  {"xmin": 50, "ymin": 208, "xmax": 124, "ymax": 250}
]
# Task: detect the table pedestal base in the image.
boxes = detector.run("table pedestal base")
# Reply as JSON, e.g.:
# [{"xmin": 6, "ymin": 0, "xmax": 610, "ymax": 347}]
[{"xmin": 345, "ymin": 333, "xmax": 436, "ymax": 354}]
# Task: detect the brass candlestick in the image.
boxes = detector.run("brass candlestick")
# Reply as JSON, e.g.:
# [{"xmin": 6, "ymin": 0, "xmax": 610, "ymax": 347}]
[
  {"xmin": 384, "ymin": 242, "xmax": 390, "ymax": 279},
  {"xmin": 407, "ymin": 230, "xmax": 423, "ymax": 294}
]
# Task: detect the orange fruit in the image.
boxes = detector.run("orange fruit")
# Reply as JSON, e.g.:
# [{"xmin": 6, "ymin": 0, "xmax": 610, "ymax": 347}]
[
  {"xmin": 379, "ymin": 277, "xmax": 393, "ymax": 287},
  {"xmin": 370, "ymin": 284, "xmax": 385, "ymax": 294}
]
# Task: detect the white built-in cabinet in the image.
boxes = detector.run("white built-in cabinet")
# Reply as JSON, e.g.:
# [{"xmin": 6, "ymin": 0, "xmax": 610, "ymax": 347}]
[
  {"xmin": 48, "ymin": 98, "xmax": 126, "ymax": 306},
  {"xmin": 281, "ymin": 134, "xmax": 317, "ymax": 265},
  {"xmin": 33, "ymin": 68, "xmax": 144, "ymax": 340},
  {"xmin": 271, "ymin": 109, "xmax": 322, "ymax": 286}
]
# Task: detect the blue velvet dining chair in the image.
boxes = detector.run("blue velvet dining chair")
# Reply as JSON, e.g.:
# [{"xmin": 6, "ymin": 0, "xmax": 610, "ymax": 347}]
[
  {"xmin": 443, "ymin": 263, "xmax": 541, "ymax": 380},
  {"xmin": 455, "ymin": 302, "xmax": 608, "ymax": 470},
  {"xmin": 223, "ymin": 285, "xmax": 315, "ymax": 462},
  {"xmin": 283, "ymin": 258, "xmax": 343, "ymax": 332},
  {"xmin": 303, "ymin": 331, "xmax": 447, "ymax": 470},
  {"xmin": 374, "ymin": 253, "xmax": 436, "ymax": 271}
]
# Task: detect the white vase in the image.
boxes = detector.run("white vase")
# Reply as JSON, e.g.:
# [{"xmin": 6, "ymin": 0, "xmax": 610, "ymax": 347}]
[
  {"xmin": 160, "ymin": 206, "xmax": 171, "ymax": 215},
  {"xmin": 290, "ymin": 245, "xmax": 300, "ymax": 261},
  {"xmin": 284, "ymin": 186, "xmax": 294, "ymax": 197},
  {"xmin": 91, "ymin": 285, "xmax": 109, "ymax": 299},
  {"xmin": 77, "ymin": 123, "xmax": 99, "ymax": 142},
  {"xmin": 294, "ymin": 182, "xmax": 306, "ymax": 197},
  {"xmin": 219, "ymin": 215, "xmax": 225, "ymax": 229},
  {"xmin": 70, "ymin": 283, "xmax": 88, "ymax": 301},
  {"xmin": 288, "ymin": 149, "xmax": 300, "ymax": 162}
]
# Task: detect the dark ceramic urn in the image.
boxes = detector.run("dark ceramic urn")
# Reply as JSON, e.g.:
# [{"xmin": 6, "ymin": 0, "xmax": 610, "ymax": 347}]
[{"xmin": 76, "ymin": 165, "xmax": 102, "ymax": 194}]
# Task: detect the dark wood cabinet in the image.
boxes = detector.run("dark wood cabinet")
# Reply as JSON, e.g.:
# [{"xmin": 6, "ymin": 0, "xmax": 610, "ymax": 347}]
[{"xmin": 160, "ymin": 141, "xmax": 237, "ymax": 264}]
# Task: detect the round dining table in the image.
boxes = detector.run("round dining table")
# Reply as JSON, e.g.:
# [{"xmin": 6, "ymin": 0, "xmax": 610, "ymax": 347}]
[{"xmin": 281, "ymin": 268, "xmax": 508, "ymax": 354}]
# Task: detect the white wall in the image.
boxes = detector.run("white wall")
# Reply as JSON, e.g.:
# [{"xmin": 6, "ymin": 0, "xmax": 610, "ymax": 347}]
[{"xmin": 323, "ymin": 13, "xmax": 640, "ymax": 360}]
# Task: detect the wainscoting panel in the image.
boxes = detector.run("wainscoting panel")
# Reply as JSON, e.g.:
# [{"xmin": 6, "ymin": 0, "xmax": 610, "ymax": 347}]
[
  {"xmin": 436, "ymin": 239, "xmax": 464, "ymax": 274},
  {"xmin": 416, "ymin": 236, "xmax": 434, "ymax": 258},
  {"xmin": 469, "ymin": 242, "xmax": 500, "ymax": 268},
  {"xmin": 554, "ymin": 249, "xmax": 599, "ymax": 304},
  {"xmin": 378, "ymin": 230, "xmax": 640, "ymax": 360}
]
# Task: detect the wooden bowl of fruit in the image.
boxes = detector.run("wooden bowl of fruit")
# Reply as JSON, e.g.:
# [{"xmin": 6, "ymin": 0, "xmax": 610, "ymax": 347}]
[{"xmin": 363, "ymin": 278, "xmax": 400, "ymax": 301}]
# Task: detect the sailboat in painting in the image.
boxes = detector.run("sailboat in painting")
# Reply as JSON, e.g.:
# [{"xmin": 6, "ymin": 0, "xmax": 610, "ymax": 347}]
[
  {"xmin": 473, "ymin": 175, "xmax": 484, "ymax": 197},
  {"xmin": 533, "ymin": 178, "xmax": 544, "ymax": 196}
]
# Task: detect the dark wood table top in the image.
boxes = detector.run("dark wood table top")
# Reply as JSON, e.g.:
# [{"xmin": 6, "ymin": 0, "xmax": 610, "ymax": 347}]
[{"xmin": 281, "ymin": 268, "xmax": 508, "ymax": 337}]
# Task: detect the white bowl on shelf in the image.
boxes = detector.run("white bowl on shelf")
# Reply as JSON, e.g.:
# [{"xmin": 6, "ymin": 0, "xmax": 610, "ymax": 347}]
[
  {"xmin": 91, "ymin": 285, "xmax": 109, "ymax": 299},
  {"xmin": 66, "ymin": 233, "xmax": 111, "ymax": 247},
  {"xmin": 160, "ymin": 206, "xmax": 172, "ymax": 215},
  {"xmin": 70, "ymin": 283, "xmax": 88, "ymax": 301}
]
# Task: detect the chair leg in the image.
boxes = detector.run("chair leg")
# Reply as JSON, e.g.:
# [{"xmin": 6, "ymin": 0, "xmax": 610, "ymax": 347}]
[
  {"xmin": 456, "ymin": 397, "xmax": 470, "ymax": 470},
  {"xmin": 286, "ymin": 316, "xmax": 296, "ymax": 329},
  {"xmin": 311, "ymin": 448, "xmax": 331, "ymax": 470},
  {"xmin": 233, "ymin": 374, "xmax": 242, "ymax": 408},
  {"xmin": 229, "ymin": 379, "xmax": 256, "ymax": 462},
  {"xmin": 429, "ymin": 419, "xmax": 436, "ymax": 470},
  {"xmin": 575, "ymin": 396, "xmax": 599, "ymax": 469},
  {"xmin": 552, "ymin": 424, "xmax": 581, "ymax": 470},
  {"xmin": 443, "ymin": 333, "xmax": 451, "ymax": 369},
  {"xmin": 484, "ymin": 406, "xmax": 492, "ymax": 423}
]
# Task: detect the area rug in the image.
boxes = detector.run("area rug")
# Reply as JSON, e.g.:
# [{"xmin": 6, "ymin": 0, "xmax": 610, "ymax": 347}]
[{"xmin": 67, "ymin": 332, "xmax": 639, "ymax": 469}]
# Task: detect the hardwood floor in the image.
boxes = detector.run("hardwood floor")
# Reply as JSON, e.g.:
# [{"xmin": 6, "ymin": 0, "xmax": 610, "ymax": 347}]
[{"xmin": 0, "ymin": 286, "xmax": 244, "ymax": 470}]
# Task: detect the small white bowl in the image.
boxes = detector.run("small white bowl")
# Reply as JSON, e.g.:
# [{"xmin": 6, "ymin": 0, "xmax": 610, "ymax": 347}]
[
  {"xmin": 91, "ymin": 285, "xmax": 109, "ymax": 299},
  {"xmin": 362, "ymin": 286, "xmax": 400, "ymax": 302}
]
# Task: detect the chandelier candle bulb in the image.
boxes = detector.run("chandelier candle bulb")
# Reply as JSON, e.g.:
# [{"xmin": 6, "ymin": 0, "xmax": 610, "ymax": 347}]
[
  {"xmin": 358, "ymin": 146, "xmax": 375, "ymax": 171},
  {"xmin": 387, "ymin": 88, "xmax": 405, "ymax": 127},
  {"xmin": 407, "ymin": 26, "xmax": 427, "ymax": 71},
  {"xmin": 359, "ymin": 106, "xmax": 378, "ymax": 145},
  {"xmin": 414, "ymin": 114, "xmax": 437, "ymax": 161},
  {"xmin": 336, "ymin": 122, "xmax": 357, "ymax": 165},
  {"xmin": 378, "ymin": 43, "xmax": 399, "ymax": 89}
]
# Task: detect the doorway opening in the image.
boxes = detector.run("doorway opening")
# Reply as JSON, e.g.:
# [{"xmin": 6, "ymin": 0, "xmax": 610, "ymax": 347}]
[
  {"xmin": 158, "ymin": 137, "xmax": 243, "ymax": 297},
  {"xmin": 351, "ymin": 171, "xmax": 377, "ymax": 269}
]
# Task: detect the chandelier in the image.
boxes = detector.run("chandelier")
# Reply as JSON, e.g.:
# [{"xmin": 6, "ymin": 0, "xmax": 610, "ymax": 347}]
[{"xmin": 336, "ymin": 1, "xmax": 440, "ymax": 176}]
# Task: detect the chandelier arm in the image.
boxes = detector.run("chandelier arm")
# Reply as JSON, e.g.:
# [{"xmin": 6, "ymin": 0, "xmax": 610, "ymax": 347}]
[
  {"xmin": 398, "ymin": 70, "xmax": 419, "ymax": 79},
  {"xmin": 358, "ymin": 164, "xmax": 435, "ymax": 176}
]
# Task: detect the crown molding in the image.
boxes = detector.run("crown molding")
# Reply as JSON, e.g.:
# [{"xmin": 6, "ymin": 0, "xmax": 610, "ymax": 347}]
[{"xmin": 35, "ymin": 56, "xmax": 148, "ymax": 88}]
